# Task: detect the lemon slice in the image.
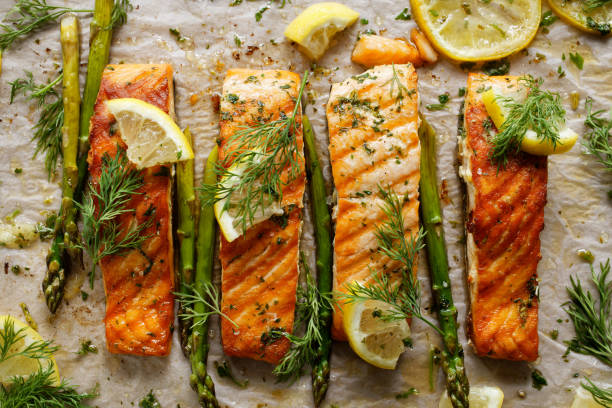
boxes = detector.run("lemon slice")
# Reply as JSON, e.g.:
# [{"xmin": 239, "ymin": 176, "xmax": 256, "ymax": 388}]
[
  {"xmin": 410, "ymin": 0, "xmax": 541, "ymax": 61},
  {"xmin": 105, "ymin": 98, "xmax": 194, "ymax": 169},
  {"xmin": 0, "ymin": 315, "xmax": 60, "ymax": 386},
  {"xmin": 481, "ymin": 88, "xmax": 578, "ymax": 155},
  {"xmin": 343, "ymin": 299, "xmax": 411, "ymax": 370},
  {"xmin": 571, "ymin": 386, "xmax": 605, "ymax": 408},
  {"xmin": 214, "ymin": 158, "xmax": 283, "ymax": 242},
  {"xmin": 439, "ymin": 385, "xmax": 504, "ymax": 408},
  {"xmin": 284, "ymin": 2, "xmax": 359, "ymax": 60},
  {"xmin": 548, "ymin": 0, "xmax": 612, "ymax": 36}
]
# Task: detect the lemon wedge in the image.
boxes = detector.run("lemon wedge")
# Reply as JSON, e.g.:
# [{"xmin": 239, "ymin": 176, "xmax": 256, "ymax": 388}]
[
  {"xmin": 343, "ymin": 299, "xmax": 411, "ymax": 370},
  {"xmin": 214, "ymin": 158, "xmax": 283, "ymax": 242},
  {"xmin": 105, "ymin": 98, "xmax": 194, "ymax": 169},
  {"xmin": 410, "ymin": 0, "xmax": 540, "ymax": 61},
  {"xmin": 284, "ymin": 2, "xmax": 359, "ymax": 60},
  {"xmin": 0, "ymin": 315, "xmax": 60, "ymax": 387},
  {"xmin": 481, "ymin": 87, "xmax": 578, "ymax": 155},
  {"xmin": 548, "ymin": 0, "xmax": 612, "ymax": 36},
  {"xmin": 439, "ymin": 385, "xmax": 504, "ymax": 408}
]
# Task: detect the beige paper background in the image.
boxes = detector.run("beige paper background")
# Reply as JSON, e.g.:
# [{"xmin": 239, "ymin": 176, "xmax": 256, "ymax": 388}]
[{"xmin": 0, "ymin": 1, "xmax": 611, "ymax": 406}]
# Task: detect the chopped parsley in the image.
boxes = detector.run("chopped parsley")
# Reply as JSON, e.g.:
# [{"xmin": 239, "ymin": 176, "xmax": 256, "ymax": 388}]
[
  {"xmin": 395, "ymin": 8, "xmax": 411, "ymax": 20},
  {"xmin": 569, "ymin": 52, "xmax": 584, "ymax": 70}
]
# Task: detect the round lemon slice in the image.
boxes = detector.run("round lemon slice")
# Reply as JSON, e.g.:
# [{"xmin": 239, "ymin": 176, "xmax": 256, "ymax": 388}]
[
  {"xmin": 481, "ymin": 88, "xmax": 578, "ymax": 155},
  {"xmin": 343, "ymin": 299, "xmax": 411, "ymax": 370},
  {"xmin": 410, "ymin": 0, "xmax": 541, "ymax": 62},
  {"xmin": 284, "ymin": 2, "xmax": 359, "ymax": 60},
  {"xmin": 105, "ymin": 98, "xmax": 194, "ymax": 169},
  {"xmin": 439, "ymin": 385, "xmax": 504, "ymax": 408},
  {"xmin": 548, "ymin": 0, "xmax": 612, "ymax": 36},
  {"xmin": 214, "ymin": 159, "xmax": 283, "ymax": 242},
  {"xmin": 0, "ymin": 315, "xmax": 60, "ymax": 387}
]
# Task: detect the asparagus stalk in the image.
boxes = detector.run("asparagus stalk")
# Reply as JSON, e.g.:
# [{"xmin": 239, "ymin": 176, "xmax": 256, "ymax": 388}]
[
  {"xmin": 42, "ymin": 15, "xmax": 80, "ymax": 312},
  {"xmin": 418, "ymin": 116, "xmax": 470, "ymax": 408},
  {"xmin": 302, "ymin": 115, "xmax": 333, "ymax": 407},
  {"xmin": 190, "ymin": 146, "xmax": 219, "ymax": 408},
  {"xmin": 177, "ymin": 128, "xmax": 197, "ymax": 355},
  {"xmin": 74, "ymin": 0, "xmax": 115, "ymax": 203}
]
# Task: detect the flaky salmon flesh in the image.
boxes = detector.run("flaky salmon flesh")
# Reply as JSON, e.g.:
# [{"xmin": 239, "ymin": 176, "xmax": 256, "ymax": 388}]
[
  {"xmin": 88, "ymin": 64, "xmax": 175, "ymax": 356},
  {"xmin": 459, "ymin": 73, "xmax": 546, "ymax": 362},
  {"xmin": 326, "ymin": 64, "xmax": 421, "ymax": 341},
  {"xmin": 218, "ymin": 69, "xmax": 305, "ymax": 364}
]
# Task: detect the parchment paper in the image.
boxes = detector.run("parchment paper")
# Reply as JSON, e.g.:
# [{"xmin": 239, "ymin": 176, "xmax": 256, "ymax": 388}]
[{"xmin": 1, "ymin": 1, "xmax": 611, "ymax": 407}]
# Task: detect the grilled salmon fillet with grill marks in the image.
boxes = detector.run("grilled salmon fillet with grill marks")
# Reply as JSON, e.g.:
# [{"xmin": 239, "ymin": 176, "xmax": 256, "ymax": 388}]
[
  {"xmin": 326, "ymin": 64, "xmax": 420, "ymax": 341},
  {"xmin": 88, "ymin": 64, "xmax": 175, "ymax": 356},
  {"xmin": 218, "ymin": 69, "xmax": 305, "ymax": 364},
  {"xmin": 459, "ymin": 73, "xmax": 546, "ymax": 362}
]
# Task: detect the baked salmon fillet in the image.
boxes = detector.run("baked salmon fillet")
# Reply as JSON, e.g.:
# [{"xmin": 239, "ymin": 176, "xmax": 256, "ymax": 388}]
[
  {"xmin": 88, "ymin": 64, "xmax": 175, "ymax": 356},
  {"xmin": 218, "ymin": 69, "xmax": 305, "ymax": 364},
  {"xmin": 327, "ymin": 64, "xmax": 421, "ymax": 341},
  {"xmin": 458, "ymin": 73, "xmax": 546, "ymax": 362}
]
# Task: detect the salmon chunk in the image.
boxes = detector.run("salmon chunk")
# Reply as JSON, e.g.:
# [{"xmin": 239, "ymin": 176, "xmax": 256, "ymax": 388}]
[
  {"xmin": 352, "ymin": 34, "xmax": 423, "ymax": 68},
  {"xmin": 218, "ymin": 69, "xmax": 305, "ymax": 364},
  {"xmin": 459, "ymin": 73, "xmax": 546, "ymax": 362},
  {"xmin": 326, "ymin": 64, "xmax": 421, "ymax": 340},
  {"xmin": 88, "ymin": 64, "xmax": 175, "ymax": 356}
]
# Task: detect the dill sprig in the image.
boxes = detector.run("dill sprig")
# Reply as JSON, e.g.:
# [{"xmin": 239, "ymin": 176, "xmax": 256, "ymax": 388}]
[
  {"xmin": 0, "ymin": 365, "xmax": 96, "ymax": 408},
  {"xmin": 200, "ymin": 71, "xmax": 309, "ymax": 234},
  {"xmin": 582, "ymin": 0, "xmax": 612, "ymax": 11},
  {"xmin": 9, "ymin": 70, "xmax": 63, "ymax": 179},
  {"xmin": 176, "ymin": 282, "xmax": 238, "ymax": 328},
  {"xmin": 0, "ymin": 318, "xmax": 57, "ymax": 363},
  {"xmin": 582, "ymin": 377, "xmax": 612, "ymax": 407},
  {"xmin": 272, "ymin": 257, "xmax": 332, "ymax": 382},
  {"xmin": 583, "ymin": 97, "xmax": 612, "ymax": 172},
  {"xmin": 490, "ymin": 76, "xmax": 565, "ymax": 167},
  {"xmin": 76, "ymin": 148, "xmax": 153, "ymax": 288},
  {"xmin": 0, "ymin": 319, "xmax": 96, "ymax": 407},
  {"xmin": 338, "ymin": 186, "xmax": 440, "ymax": 335},
  {"xmin": 0, "ymin": 0, "xmax": 132, "ymax": 51},
  {"xmin": 563, "ymin": 259, "xmax": 612, "ymax": 366},
  {"xmin": 386, "ymin": 63, "xmax": 412, "ymax": 107}
]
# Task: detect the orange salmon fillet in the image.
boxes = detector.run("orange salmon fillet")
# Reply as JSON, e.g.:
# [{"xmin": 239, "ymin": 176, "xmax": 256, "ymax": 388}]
[
  {"xmin": 88, "ymin": 64, "xmax": 175, "ymax": 356},
  {"xmin": 459, "ymin": 73, "xmax": 546, "ymax": 362},
  {"xmin": 218, "ymin": 69, "xmax": 305, "ymax": 364},
  {"xmin": 352, "ymin": 34, "xmax": 422, "ymax": 68},
  {"xmin": 326, "ymin": 64, "xmax": 420, "ymax": 341}
]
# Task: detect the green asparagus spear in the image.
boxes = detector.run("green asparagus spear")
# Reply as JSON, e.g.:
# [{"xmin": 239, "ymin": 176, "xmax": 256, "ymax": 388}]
[
  {"xmin": 190, "ymin": 146, "xmax": 219, "ymax": 408},
  {"xmin": 74, "ymin": 0, "xmax": 116, "ymax": 203},
  {"xmin": 177, "ymin": 128, "xmax": 197, "ymax": 355},
  {"xmin": 418, "ymin": 116, "xmax": 470, "ymax": 408},
  {"xmin": 42, "ymin": 15, "xmax": 80, "ymax": 312},
  {"xmin": 303, "ymin": 115, "xmax": 333, "ymax": 407}
]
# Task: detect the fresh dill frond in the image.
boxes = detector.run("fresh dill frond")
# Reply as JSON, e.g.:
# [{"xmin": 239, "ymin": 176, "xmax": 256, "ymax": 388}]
[
  {"xmin": 199, "ymin": 71, "xmax": 309, "ymax": 234},
  {"xmin": 582, "ymin": 0, "xmax": 612, "ymax": 11},
  {"xmin": 563, "ymin": 259, "xmax": 612, "ymax": 366},
  {"xmin": 76, "ymin": 148, "xmax": 153, "ymax": 288},
  {"xmin": 583, "ymin": 97, "xmax": 612, "ymax": 172},
  {"xmin": 338, "ymin": 186, "xmax": 441, "ymax": 335},
  {"xmin": 0, "ymin": 318, "xmax": 58, "ymax": 363},
  {"xmin": 0, "ymin": 0, "xmax": 132, "ymax": 51},
  {"xmin": 582, "ymin": 377, "xmax": 612, "ymax": 407},
  {"xmin": 386, "ymin": 63, "xmax": 413, "ymax": 108},
  {"xmin": 272, "ymin": 257, "xmax": 332, "ymax": 382},
  {"xmin": 490, "ymin": 76, "xmax": 565, "ymax": 167},
  {"xmin": 9, "ymin": 70, "xmax": 63, "ymax": 179},
  {"xmin": 0, "ymin": 364, "xmax": 96, "ymax": 408},
  {"xmin": 176, "ymin": 282, "xmax": 238, "ymax": 328},
  {"xmin": 0, "ymin": 0, "xmax": 91, "ymax": 51}
]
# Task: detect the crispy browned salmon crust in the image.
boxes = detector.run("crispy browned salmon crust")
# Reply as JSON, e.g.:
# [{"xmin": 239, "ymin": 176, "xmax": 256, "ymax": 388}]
[
  {"xmin": 218, "ymin": 69, "xmax": 305, "ymax": 364},
  {"xmin": 460, "ymin": 73, "xmax": 547, "ymax": 362},
  {"xmin": 326, "ymin": 64, "xmax": 421, "ymax": 341},
  {"xmin": 89, "ymin": 64, "xmax": 175, "ymax": 356}
]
